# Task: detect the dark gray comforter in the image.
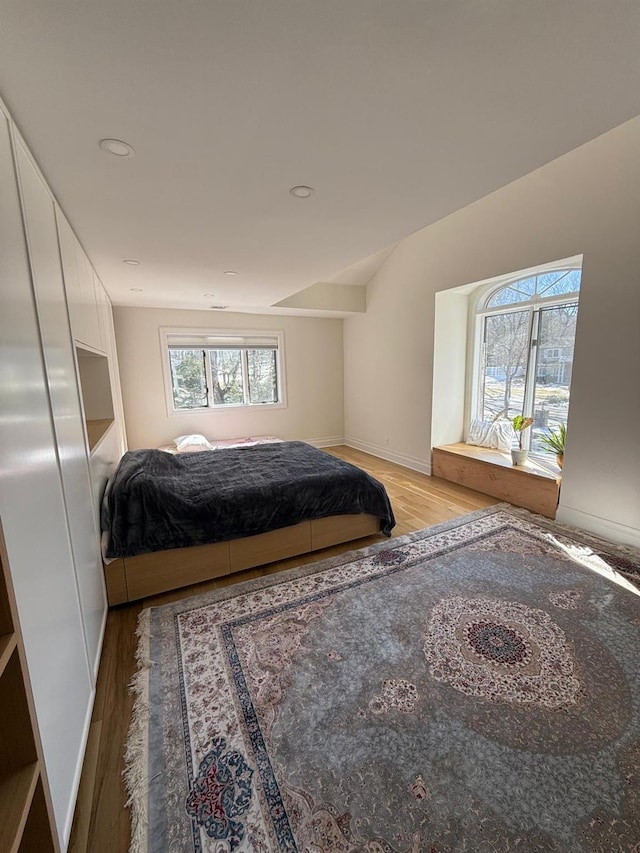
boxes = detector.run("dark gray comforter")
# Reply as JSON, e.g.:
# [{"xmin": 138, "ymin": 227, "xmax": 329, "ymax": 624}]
[{"xmin": 103, "ymin": 441, "xmax": 395, "ymax": 558}]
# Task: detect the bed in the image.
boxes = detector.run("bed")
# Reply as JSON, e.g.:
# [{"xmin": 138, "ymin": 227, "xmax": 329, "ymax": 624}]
[{"xmin": 102, "ymin": 440, "xmax": 395, "ymax": 604}]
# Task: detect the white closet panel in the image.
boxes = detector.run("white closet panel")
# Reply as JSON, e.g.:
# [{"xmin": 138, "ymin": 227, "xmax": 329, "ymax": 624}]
[
  {"xmin": 88, "ymin": 420, "xmax": 122, "ymax": 528},
  {"xmin": 89, "ymin": 280, "xmax": 127, "ymax": 528},
  {"xmin": 0, "ymin": 110, "xmax": 92, "ymax": 848},
  {"xmin": 16, "ymin": 141, "xmax": 107, "ymax": 680},
  {"xmin": 94, "ymin": 270, "xmax": 111, "ymax": 354},
  {"xmin": 103, "ymin": 291, "xmax": 128, "ymax": 455},
  {"xmin": 56, "ymin": 210, "xmax": 101, "ymax": 351},
  {"xmin": 76, "ymin": 245, "xmax": 101, "ymax": 350}
]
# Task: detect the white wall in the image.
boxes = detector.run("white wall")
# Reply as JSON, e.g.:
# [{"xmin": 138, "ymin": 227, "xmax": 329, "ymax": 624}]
[
  {"xmin": 345, "ymin": 116, "xmax": 640, "ymax": 546},
  {"xmin": 431, "ymin": 289, "xmax": 470, "ymax": 448},
  {"xmin": 114, "ymin": 306, "xmax": 345, "ymax": 449}
]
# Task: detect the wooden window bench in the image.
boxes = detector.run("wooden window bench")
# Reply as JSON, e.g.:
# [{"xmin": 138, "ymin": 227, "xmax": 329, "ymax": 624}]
[{"xmin": 432, "ymin": 442, "xmax": 561, "ymax": 519}]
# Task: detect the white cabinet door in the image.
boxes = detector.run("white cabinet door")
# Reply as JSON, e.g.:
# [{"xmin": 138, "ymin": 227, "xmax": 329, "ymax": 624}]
[
  {"xmin": 103, "ymin": 292, "xmax": 128, "ymax": 454},
  {"xmin": 94, "ymin": 271, "xmax": 111, "ymax": 354},
  {"xmin": 16, "ymin": 141, "xmax": 107, "ymax": 681},
  {"xmin": 0, "ymin": 111, "xmax": 92, "ymax": 849},
  {"xmin": 76, "ymin": 244, "xmax": 101, "ymax": 350},
  {"xmin": 56, "ymin": 208, "xmax": 102, "ymax": 351}
]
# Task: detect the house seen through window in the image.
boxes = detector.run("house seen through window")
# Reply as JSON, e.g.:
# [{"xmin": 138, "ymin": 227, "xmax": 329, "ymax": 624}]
[
  {"xmin": 163, "ymin": 331, "xmax": 284, "ymax": 411},
  {"xmin": 474, "ymin": 267, "xmax": 581, "ymax": 455}
]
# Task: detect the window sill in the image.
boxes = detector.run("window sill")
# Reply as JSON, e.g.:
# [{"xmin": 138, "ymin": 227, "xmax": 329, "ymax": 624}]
[{"xmin": 167, "ymin": 401, "xmax": 288, "ymax": 416}]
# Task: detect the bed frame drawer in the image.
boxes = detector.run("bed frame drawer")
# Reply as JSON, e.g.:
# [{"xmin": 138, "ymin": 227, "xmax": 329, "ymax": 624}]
[
  {"xmin": 123, "ymin": 541, "xmax": 230, "ymax": 601},
  {"xmin": 311, "ymin": 514, "xmax": 379, "ymax": 551},
  {"xmin": 229, "ymin": 521, "xmax": 311, "ymax": 573}
]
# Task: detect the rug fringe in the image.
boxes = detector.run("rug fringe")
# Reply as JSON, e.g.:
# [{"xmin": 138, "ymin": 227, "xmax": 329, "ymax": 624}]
[{"xmin": 123, "ymin": 607, "xmax": 152, "ymax": 853}]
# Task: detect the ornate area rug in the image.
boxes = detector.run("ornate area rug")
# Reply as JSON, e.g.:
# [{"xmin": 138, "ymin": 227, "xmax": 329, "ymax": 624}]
[{"xmin": 125, "ymin": 506, "xmax": 640, "ymax": 852}]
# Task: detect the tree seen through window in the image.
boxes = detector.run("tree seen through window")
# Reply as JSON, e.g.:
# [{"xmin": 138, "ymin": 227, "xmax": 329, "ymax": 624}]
[{"xmin": 167, "ymin": 336, "xmax": 281, "ymax": 410}]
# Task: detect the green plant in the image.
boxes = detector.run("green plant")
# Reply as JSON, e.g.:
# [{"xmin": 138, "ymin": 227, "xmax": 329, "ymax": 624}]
[
  {"xmin": 511, "ymin": 415, "xmax": 534, "ymax": 450},
  {"xmin": 539, "ymin": 423, "xmax": 566, "ymax": 456}
]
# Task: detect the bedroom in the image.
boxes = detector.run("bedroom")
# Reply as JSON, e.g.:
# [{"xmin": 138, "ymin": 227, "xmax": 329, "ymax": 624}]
[{"xmin": 1, "ymin": 2, "xmax": 639, "ymax": 851}]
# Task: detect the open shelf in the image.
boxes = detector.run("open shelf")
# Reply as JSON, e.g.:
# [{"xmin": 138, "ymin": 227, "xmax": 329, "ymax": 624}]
[
  {"xmin": 0, "ymin": 762, "xmax": 39, "ymax": 853},
  {"xmin": 0, "ymin": 521, "xmax": 57, "ymax": 851},
  {"xmin": 76, "ymin": 346, "xmax": 114, "ymax": 455},
  {"xmin": 86, "ymin": 418, "xmax": 114, "ymax": 453},
  {"xmin": 19, "ymin": 777, "xmax": 55, "ymax": 853},
  {"xmin": 0, "ymin": 631, "xmax": 17, "ymax": 678}
]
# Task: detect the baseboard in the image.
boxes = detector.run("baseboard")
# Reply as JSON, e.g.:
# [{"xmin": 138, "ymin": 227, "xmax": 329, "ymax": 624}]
[
  {"xmin": 556, "ymin": 505, "xmax": 640, "ymax": 549},
  {"xmin": 344, "ymin": 436, "xmax": 431, "ymax": 475},
  {"xmin": 305, "ymin": 435, "xmax": 346, "ymax": 448}
]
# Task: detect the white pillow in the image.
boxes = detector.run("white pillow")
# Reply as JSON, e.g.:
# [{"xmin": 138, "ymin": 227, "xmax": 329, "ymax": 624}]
[
  {"xmin": 172, "ymin": 434, "xmax": 215, "ymax": 453},
  {"xmin": 467, "ymin": 419, "xmax": 515, "ymax": 453}
]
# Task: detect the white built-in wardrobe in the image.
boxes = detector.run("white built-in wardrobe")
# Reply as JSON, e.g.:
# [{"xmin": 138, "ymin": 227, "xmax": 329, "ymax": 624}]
[{"xmin": 0, "ymin": 98, "xmax": 125, "ymax": 849}]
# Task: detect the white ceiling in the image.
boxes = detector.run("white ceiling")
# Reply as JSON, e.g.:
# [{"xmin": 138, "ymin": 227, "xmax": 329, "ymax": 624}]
[{"xmin": 1, "ymin": 1, "xmax": 639, "ymax": 316}]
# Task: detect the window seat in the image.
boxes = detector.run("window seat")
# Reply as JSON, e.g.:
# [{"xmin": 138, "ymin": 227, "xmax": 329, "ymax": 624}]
[{"xmin": 432, "ymin": 442, "xmax": 561, "ymax": 519}]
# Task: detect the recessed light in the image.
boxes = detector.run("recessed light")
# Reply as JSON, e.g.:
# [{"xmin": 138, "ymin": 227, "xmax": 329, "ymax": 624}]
[
  {"xmin": 204, "ymin": 292, "xmax": 216, "ymax": 297},
  {"xmin": 130, "ymin": 288, "xmax": 143, "ymax": 293},
  {"xmin": 289, "ymin": 185, "xmax": 314, "ymax": 198},
  {"xmin": 99, "ymin": 138, "xmax": 135, "ymax": 157},
  {"xmin": 223, "ymin": 270, "xmax": 238, "ymax": 276},
  {"xmin": 122, "ymin": 259, "xmax": 140, "ymax": 265}
]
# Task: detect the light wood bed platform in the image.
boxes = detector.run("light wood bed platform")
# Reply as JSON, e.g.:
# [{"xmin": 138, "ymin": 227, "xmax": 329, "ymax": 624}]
[{"xmin": 104, "ymin": 512, "xmax": 380, "ymax": 604}]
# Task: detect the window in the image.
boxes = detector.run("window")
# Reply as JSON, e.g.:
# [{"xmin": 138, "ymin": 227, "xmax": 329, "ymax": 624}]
[
  {"xmin": 162, "ymin": 330, "xmax": 285, "ymax": 412},
  {"xmin": 473, "ymin": 267, "xmax": 581, "ymax": 455}
]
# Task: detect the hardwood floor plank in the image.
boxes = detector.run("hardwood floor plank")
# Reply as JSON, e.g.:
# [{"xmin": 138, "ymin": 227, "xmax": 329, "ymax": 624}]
[
  {"xmin": 86, "ymin": 605, "xmax": 140, "ymax": 850},
  {"xmin": 68, "ymin": 721, "xmax": 101, "ymax": 853},
  {"xmin": 71, "ymin": 445, "xmax": 499, "ymax": 852}
]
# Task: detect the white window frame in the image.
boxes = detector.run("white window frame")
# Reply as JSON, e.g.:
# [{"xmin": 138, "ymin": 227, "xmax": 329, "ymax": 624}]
[
  {"xmin": 159, "ymin": 327, "xmax": 287, "ymax": 416},
  {"xmin": 468, "ymin": 263, "xmax": 581, "ymax": 453}
]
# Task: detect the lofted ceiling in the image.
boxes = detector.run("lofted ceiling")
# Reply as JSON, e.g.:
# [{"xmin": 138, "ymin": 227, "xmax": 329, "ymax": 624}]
[{"xmin": 0, "ymin": 1, "xmax": 639, "ymax": 317}]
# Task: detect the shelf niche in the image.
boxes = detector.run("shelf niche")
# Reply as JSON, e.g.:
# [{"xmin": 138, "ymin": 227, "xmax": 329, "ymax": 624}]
[
  {"xmin": 0, "ymin": 521, "xmax": 58, "ymax": 852},
  {"xmin": 76, "ymin": 346, "xmax": 114, "ymax": 453}
]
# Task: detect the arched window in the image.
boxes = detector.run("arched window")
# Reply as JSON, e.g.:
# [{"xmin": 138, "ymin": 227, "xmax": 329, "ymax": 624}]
[{"xmin": 473, "ymin": 267, "xmax": 581, "ymax": 455}]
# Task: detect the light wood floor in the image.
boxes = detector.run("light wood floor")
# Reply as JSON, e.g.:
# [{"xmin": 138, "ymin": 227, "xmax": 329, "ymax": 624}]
[{"xmin": 69, "ymin": 446, "xmax": 497, "ymax": 853}]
